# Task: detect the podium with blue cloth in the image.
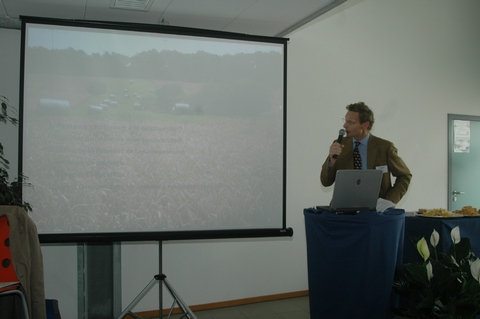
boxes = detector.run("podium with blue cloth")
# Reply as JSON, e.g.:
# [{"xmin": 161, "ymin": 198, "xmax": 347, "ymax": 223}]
[{"xmin": 304, "ymin": 208, "xmax": 405, "ymax": 319}]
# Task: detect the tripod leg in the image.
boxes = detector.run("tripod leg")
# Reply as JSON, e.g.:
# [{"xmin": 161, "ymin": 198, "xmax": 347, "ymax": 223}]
[
  {"xmin": 117, "ymin": 277, "xmax": 158, "ymax": 319},
  {"xmin": 117, "ymin": 274, "xmax": 198, "ymax": 319},
  {"xmin": 161, "ymin": 276, "xmax": 198, "ymax": 319}
]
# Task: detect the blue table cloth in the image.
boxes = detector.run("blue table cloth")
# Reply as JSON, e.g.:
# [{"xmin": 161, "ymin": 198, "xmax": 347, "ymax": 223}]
[{"xmin": 304, "ymin": 208, "xmax": 405, "ymax": 319}]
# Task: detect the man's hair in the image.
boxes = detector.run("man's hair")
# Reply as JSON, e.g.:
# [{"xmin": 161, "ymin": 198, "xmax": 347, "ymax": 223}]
[{"xmin": 346, "ymin": 102, "xmax": 374, "ymax": 130}]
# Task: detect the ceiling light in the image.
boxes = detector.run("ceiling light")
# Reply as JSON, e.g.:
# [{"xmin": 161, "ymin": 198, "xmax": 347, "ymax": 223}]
[{"xmin": 110, "ymin": 0, "xmax": 154, "ymax": 12}]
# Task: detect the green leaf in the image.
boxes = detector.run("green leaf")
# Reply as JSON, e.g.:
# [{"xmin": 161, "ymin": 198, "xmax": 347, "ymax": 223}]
[
  {"xmin": 404, "ymin": 262, "xmax": 431, "ymax": 286},
  {"xmin": 0, "ymin": 96, "xmax": 32, "ymax": 212},
  {"xmin": 451, "ymin": 237, "xmax": 472, "ymax": 261}
]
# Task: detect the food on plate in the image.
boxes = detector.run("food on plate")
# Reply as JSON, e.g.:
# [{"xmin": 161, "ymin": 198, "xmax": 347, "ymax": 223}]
[
  {"xmin": 453, "ymin": 206, "xmax": 480, "ymax": 216},
  {"xmin": 423, "ymin": 208, "xmax": 455, "ymax": 217}
]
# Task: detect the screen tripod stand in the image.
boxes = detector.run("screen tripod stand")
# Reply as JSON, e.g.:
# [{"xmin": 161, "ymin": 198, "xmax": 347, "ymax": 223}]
[{"xmin": 117, "ymin": 241, "xmax": 198, "ymax": 319}]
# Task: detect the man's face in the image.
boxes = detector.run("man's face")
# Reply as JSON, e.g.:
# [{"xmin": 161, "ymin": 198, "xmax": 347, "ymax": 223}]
[{"xmin": 343, "ymin": 111, "xmax": 369, "ymax": 140}]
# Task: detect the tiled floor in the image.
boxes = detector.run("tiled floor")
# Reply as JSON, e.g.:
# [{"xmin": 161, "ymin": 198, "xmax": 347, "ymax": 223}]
[{"xmin": 166, "ymin": 296, "xmax": 310, "ymax": 319}]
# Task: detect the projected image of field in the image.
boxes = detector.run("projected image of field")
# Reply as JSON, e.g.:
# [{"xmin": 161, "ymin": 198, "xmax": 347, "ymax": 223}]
[{"xmin": 23, "ymin": 75, "xmax": 283, "ymax": 233}]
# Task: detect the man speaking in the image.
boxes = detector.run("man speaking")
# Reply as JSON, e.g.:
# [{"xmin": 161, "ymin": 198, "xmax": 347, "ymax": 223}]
[{"xmin": 320, "ymin": 102, "xmax": 412, "ymax": 208}]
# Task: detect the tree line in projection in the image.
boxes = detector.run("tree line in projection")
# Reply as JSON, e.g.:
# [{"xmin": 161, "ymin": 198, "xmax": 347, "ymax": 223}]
[{"xmin": 26, "ymin": 46, "xmax": 283, "ymax": 117}]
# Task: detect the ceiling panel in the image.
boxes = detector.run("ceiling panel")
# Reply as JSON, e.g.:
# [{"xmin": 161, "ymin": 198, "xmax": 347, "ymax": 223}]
[
  {"xmin": 0, "ymin": 0, "xmax": 347, "ymax": 37},
  {"xmin": 85, "ymin": 0, "xmax": 171, "ymax": 24},
  {"xmin": 2, "ymin": 0, "xmax": 84, "ymax": 20}
]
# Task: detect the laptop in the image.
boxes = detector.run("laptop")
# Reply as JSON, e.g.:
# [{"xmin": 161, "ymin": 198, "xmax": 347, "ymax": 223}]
[{"xmin": 317, "ymin": 169, "xmax": 383, "ymax": 214}]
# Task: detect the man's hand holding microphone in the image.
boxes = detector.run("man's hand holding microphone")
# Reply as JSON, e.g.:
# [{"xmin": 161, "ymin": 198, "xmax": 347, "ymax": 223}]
[{"xmin": 329, "ymin": 129, "xmax": 345, "ymax": 164}]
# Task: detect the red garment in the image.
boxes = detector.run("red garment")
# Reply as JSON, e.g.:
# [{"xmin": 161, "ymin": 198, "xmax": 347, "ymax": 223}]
[{"xmin": 0, "ymin": 206, "xmax": 46, "ymax": 319}]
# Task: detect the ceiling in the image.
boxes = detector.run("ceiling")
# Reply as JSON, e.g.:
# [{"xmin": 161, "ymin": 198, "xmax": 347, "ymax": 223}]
[{"xmin": 0, "ymin": 0, "xmax": 346, "ymax": 37}]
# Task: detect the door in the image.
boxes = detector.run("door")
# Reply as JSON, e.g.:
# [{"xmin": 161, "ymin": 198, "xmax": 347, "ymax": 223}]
[{"xmin": 448, "ymin": 114, "xmax": 480, "ymax": 211}]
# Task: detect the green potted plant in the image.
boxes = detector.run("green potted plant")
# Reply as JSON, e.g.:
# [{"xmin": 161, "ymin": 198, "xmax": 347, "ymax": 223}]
[
  {"xmin": 393, "ymin": 226, "xmax": 480, "ymax": 318},
  {"xmin": 0, "ymin": 95, "xmax": 32, "ymax": 211}
]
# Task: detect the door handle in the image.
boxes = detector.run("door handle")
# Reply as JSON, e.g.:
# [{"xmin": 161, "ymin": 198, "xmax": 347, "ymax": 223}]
[{"xmin": 452, "ymin": 191, "xmax": 465, "ymax": 195}]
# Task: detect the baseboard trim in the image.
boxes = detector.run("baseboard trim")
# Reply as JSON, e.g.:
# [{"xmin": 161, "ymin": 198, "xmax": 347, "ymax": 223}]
[{"xmin": 124, "ymin": 290, "xmax": 309, "ymax": 318}]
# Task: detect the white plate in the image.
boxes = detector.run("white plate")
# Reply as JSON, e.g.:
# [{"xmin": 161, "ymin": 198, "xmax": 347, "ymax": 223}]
[
  {"xmin": 453, "ymin": 214, "xmax": 480, "ymax": 217},
  {"xmin": 417, "ymin": 213, "xmax": 463, "ymax": 218}
]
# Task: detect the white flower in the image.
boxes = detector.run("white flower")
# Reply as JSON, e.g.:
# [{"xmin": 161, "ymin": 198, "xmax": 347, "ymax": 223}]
[
  {"xmin": 417, "ymin": 237, "xmax": 430, "ymax": 261},
  {"xmin": 451, "ymin": 226, "xmax": 461, "ymax": 244},
  {"xmin": 430, "ymin": 229, "xmax": 440, "ymax": 247},
  {"xmin": 426, "ymin": 261, "xmax": 433, "ymax": 281},
  {"xmin": 471, "ymin": 259, "xmax": 480, "ymax": 282}
]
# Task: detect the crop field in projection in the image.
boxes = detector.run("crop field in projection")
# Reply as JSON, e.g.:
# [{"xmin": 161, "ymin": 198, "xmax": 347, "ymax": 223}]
[{"xmin": 23, "ymin": 75, "xmax": 283, "ymax": 233}]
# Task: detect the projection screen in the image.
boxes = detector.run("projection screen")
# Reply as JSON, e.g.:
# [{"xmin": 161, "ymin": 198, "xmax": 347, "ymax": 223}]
[{"xmin": 20, "ymin": 17, "xmax": 290, "ymax": 243}]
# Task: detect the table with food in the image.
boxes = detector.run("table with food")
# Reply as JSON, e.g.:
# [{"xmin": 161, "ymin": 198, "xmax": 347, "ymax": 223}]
[{"xmin": 417, "ymin": 206, "xmax": 480, "ymax": 217}]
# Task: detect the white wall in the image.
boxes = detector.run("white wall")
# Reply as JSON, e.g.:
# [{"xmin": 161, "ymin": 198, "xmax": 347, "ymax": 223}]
[
  {"xmin": 2, "ymin": 0, "xmax": 480, "ymax": 318},
  {"xmin": 288, "ymin": 0, "xmax": 480, "ymax": 213}
]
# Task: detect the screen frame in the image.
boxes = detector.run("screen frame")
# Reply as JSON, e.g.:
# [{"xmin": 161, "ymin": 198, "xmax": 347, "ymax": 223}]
[{"xmin": 19, "ymin": 16, "xmax": 290, "ymax": 243}]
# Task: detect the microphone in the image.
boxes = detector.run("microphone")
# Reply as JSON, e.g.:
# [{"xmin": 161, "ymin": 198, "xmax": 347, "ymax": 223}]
[{"xmin": 332, "ymin": 128, "xmax": 345, "ymax": 159}]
